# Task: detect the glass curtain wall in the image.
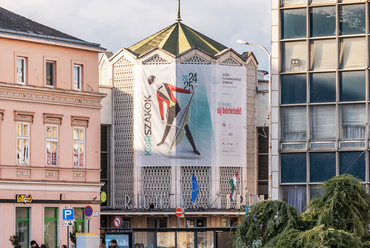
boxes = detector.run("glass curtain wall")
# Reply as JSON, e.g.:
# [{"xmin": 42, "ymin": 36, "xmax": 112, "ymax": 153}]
[{"xmin": 279, "ymin": 0, "xmax": 370, "ymax": 211}]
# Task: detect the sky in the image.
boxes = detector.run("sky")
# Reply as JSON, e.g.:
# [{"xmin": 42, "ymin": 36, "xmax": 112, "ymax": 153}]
[{"xmin": 0, "ymin": 0, "xmax": 271, "ymax": 71}]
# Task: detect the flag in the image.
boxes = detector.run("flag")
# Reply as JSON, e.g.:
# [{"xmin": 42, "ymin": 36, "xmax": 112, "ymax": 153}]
[
  {"xmin": 191, "ymin": 174, "xmax": 199, "ymax": 202},
  {"xmin": 229, "ymin": 172, "xmax": 238, "ymax": 202}
]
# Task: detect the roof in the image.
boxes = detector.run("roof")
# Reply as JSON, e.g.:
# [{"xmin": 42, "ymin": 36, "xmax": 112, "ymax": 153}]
[
  {"xmin": 128, "ymin": 21, "xmax": 228, "ymax": 57},
  {"xmin": 0, "ymin": 7, "xmax": 104, "ymax": 50}
]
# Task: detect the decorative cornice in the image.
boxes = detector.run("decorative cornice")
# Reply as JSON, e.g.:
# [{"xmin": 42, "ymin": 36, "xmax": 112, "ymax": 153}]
[
  {"xmin": 0, "ymin": 83, "xmax": 105, "ymax": 109},
  {"xmin": 14, "ymin": 110, "xmax": 35, "ymax": 123},
  {"xmin": 43, "ymin": 113, "xmax": 64, "ymax": 125},
  {"xmin": 71, "ymin": 116, "xmax": 90, "ymax": 127}
]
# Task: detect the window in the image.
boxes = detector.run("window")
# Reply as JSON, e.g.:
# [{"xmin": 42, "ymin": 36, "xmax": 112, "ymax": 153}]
[
  {"xmin": 339, "ymin": 151, "xmax": 365, "ymax": 181},
  {"xmin": 16, "ymin": 207, "xmax": 30, "ymax": 248},
  {"xmin": 101, "ymin": 125, "xmax": 110, "ymax": 207},
  {"xmin": 17, "ymin": 57, "xmax": 26, "ymax": 84},
  {"xmin": 46, "ymin": 61, "xmax": 55, "ymax": 87},
  {"xmin": 281, "ymin": 74, "xmax": 306, "ymax": 104},
  {"xmin": 281, "ymin": 9, "xmax": 306, "ymax": 39},
  {"xmin": 339, "ymin": 38, "xmax": 366, "ymax": 69},
  {"xmin": 282, "ymin": 185, "xmax": 306, "ymax": 213},
  {"xmin": 339, "ymin": 71, "xmax": 365, "ymax": 101},
  {"xmin": 310, "ymin": 73, "xmax": 336, "ymax": 103},
  {"xmin": 310, "ymin": 105, "xmax": 336, "ymax": 141},
  {"xmin": 281, "ymin": 0, "xmax": 306, "ymax": 7},
  {"xmin": 281, "ymin": 153, "xmax": 306, "ymax": 183},
  {"xmin": 310, "ymin": 6, "xmax": 336, "ymax": 37},
  {"xmin": 340, "ymin": 104, "xmax": 365, "ymax": 140},
  {"xmin": 74, "ymin": 65, "xmax": 82, "ymax": 90},
  {"xmin": 17, "ymin": 123, "xmax": 29, "ymax": 165},
  {"xmin": 310, "ymin": 39, "xmax": 336, "ymax": 71},
  {"xmin": 310, "ymin": 152, "xmax": 336, "ymax": 182},
  {"xmin": 73, "ymin": 127, "xmax": 85, "ymax": 168},
  {"xmin": 281, "ymin": 106, "xmax": 306, "ymax": 142},
  {"xmin": 73, "ymin": 208, "xmax": 85, "ymax": 233},
  {"xmin": 44, "ymin": 208, "xmax": 58, "ymax": 248},
  {"xmin": 339, "ymin": 4, "xmax": 365, "ymax": 35},
  {"xmin": 257, "ymin": 127, "xmax": 268, "ymax": 200},
  {"xmin": 46, "ymin": 125, "xmax": 58, "ymax": 166},
  {"xmin": 282, "ymin": 41, "xmax": 307, "ymax": 72}
]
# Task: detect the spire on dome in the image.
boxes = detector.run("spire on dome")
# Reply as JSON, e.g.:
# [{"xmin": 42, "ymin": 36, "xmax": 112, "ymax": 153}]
[{"xmin": 176, "ymin": 0, "xmax": 182, "ymax": 22}]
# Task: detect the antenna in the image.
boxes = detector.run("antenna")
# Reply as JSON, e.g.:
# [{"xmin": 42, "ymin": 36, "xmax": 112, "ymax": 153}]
[{"xmin": 176, "ymin": 0, "xmax": 182, "ymax": 22}]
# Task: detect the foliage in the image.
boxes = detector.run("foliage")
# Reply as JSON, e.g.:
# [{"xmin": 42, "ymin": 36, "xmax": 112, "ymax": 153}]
[
  {"xmin": 70, "ymin": 231, "xmax": 76, "ymax": 244},
  {"xmin": 232, "ymin": 174, "xmax": 370, "ymax": 248},
  {"xmin": 305, "ymin": 174, "xmax": 370, "ymax": 237},
  {"xmin": 9, "ymin": 235, "xmax": 20, "ymax": 246},
  {"xmin": 231, "ymin": 200, "xmax": 303, "ymax": 247}
]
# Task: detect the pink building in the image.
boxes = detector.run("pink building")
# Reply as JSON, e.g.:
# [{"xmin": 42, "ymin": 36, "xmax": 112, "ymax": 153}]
[{"xmin": 0, "ymin": 7, "xmax": 105, "ymax": 247}]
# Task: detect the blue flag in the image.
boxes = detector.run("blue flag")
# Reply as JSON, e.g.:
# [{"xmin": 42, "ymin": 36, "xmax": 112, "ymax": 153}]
[{"xmin": 191, "ymin": 174, "xmax": 199, "ymax": 202}]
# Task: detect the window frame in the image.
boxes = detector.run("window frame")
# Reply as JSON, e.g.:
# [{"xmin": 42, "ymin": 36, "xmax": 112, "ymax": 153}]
[
  {"xmin": 44, "ymin": 207, "xmax": 58, "ymax": 248},
  {"xmin": 46, "ymin": 61, "xmax": 56, "ymax": 87},
  {"xmin": 16, "ymin": 207, "xmax": 30, "ymax": 248},
  {"xmin": 45, "ymin": 125, "xmax": 58, "ymax": 166},
  {"xmin": 73, "ymin": 65, "xmax": 82, "ymax": 91},
  {"xmin": 16, "ymin": 122, "xmax": 30, "ymax": 166},
  {"xmin": 73, "ymin": 127, "xmax": 85, "ymax": 168},
  {"xmin": 17, "ymin": 57, "xmax": 26, "ymax": 85}
]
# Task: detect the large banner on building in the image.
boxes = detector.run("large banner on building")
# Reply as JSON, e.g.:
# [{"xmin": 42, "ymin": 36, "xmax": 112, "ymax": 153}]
[{"xmin": 135, "ymin": 64, "xmax": 246, "ymax": 166}]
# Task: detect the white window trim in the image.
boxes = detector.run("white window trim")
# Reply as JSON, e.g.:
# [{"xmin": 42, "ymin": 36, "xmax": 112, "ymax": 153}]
[
  {"xmin": 45, "ymin": 125, "xmax": 58, "ymax": 166},
  {"xmin": 73, "ymin": 127, "xmax": 85, "ymax": 168},
  {"xmin": 17, "ymin": 57, "xmax": 26, "ymax": 85},
  {"xmin": 74, "ymin": 65, "xmax": 82, "ymax": 91},
  {"xmin": 16, "ymin": 122, "xmax": 30, "ymax": 166}
]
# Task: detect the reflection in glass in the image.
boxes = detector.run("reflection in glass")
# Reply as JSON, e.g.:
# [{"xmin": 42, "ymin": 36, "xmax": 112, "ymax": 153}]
[
  {"xmin": 339, "ymin": 38, "xmax": 365, "ymax": 68},
  {"xmin": 310, "ymin": 153, "xmax": 336, "ymax": 182},
  {"xmin": 339, "ymin": 4, "xmax": 365, "ymax": 35},
  {"xmin": 310, "ymin": 105, "xmax": 336, "ymax": 141},
  {"xmin": 282, "ymin": 185, "xmax": 306, "ymax": 213},
  {"xmin": 281, "ymin": 9, "xmax": 306, "ymax": 39},
  {"xmin": 310, "ymin": 0, "xmax": 335, "ymax": 3},
  {"xmin": 310, "ymin": 39, "xmax": 336, "ymax": 70},
  {"xmin": 282, "ymin": 41, "xmax": 307, "ymax": 72},
  {"xmin": 281, "ymin": 106, "xmax": 306, "ymax": 142},
  {"xmin": 339, "ymin": 71, "xmax": 365, "ymax": 101},
  {"xmin": 310, "ymin": 73, "xmax": 336, "ymax": 103},
  {"xmin": 340, "ymin": 104, "xmax": 365, "ymax": 140},
  {"xmin": 281, "ymin": 74, "xmax": 306, "ymax": 104},
  {"xmin": 281, "ymin": 0, "xmax": 306, "ymax": 6},
  {"xmin": 178, "ymin": 232, "xmax": 195, "ymax": 248},
  {"xmin": 281, "ymin": 153, "xmax": 306, "ymax": 183},
  {"xmin": 310, "ymin": 7, "xmax": 336, "ymax": 37},
  {"xmin": 197, "ymin": 231, "xmax": 214, "ymax": 248},
  {"xmin": 339, "ymin": 151, "xmax": 365, "ymax": 181},
  {"xmin": 157, "ymin": 232, "xmax": 175, "ymax": 248}
]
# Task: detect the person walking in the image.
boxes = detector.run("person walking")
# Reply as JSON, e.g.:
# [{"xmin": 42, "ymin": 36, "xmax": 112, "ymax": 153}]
[
  {"xmin": 30, "ymin": 240, "xmax": 40, "ymax": 248},
  {"xmin": 109, "ymin": 239, "xmax": 119, "ymax": 248}
]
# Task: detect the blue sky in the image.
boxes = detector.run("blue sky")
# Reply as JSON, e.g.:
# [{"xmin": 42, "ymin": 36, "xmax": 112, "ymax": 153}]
[{"xmin": 0, "ymin": 0, "xmax": 271, "ymax": 71}]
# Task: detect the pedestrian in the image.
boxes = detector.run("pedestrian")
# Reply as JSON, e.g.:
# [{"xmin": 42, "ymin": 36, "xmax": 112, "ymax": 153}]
[
  {"xmin": 62, "ymin": 245, "xmax": 67, "ymax": 248},
  {"xmin": 109, "ymin": 239, "xmax": 119, "ymax": 248},
  {"xmin": 30, "ymin": 240, "xmax": 40, "ymax": 248},
  {"xmin": 99, "ymin": 244, "xmax": 107, "ymax": 248},
  {"xmin": 40, "ymin": 245, "xmax": 46, "ymax": 248}
]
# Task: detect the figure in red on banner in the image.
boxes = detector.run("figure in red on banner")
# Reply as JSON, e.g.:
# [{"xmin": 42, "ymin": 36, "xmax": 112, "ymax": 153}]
[{"xmin": 148, "ymin": 75, "xmax": 200, "ymax": 155}]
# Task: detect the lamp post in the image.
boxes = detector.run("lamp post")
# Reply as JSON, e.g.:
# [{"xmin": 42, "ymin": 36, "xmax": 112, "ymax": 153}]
[{"xmin": 237, "ymin": 39, "xmax": 272, "ymax": 200}]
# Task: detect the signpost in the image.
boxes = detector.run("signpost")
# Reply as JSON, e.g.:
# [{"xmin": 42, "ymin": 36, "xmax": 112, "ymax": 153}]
[
  {"xmin": 114, "ymin": 216, "xmax": 123, "ymax": 228},
  {"xmin": 84, "ymin": 206, "xmax": 93, "ymax": 233},
  {"xmin": 176, "ymin": 208, "xmax": 183, "ymax": 227},
  {"xmin": 63, "ymin": 209, "xmax": 74, "ymax": 248}
]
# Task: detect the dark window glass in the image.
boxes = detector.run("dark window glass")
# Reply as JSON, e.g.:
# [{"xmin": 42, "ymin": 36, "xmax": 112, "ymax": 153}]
[
  {"xmin": 339, "ymin": 151, "xmax": 365, "ymax": 181},
  {"xmin": 310, "ymin": 152, "xmax": 336, "ymax": 182},
  {"xmin": 310, "ymin": 185, "xmax": 325, "ymax": 200},
  {"xmin": 310, "ymin": 73, "xmax": 336, "ymax": 103},
  {"xmin": 46, "ymin": 61, "xmax": 55, "ymax": 86},
  {"xmin": 281, "ymin": 153, "xmax": 306, "ymax": 183},
  {"xmin": 281, "ymin": 74, "xmax": 306, "ymax": 104},
  {"xmin": 339, "ymin": 4, "xmax": 365, "ymax": 35},
  {"xmin": 340, "ymin": 71, "xmax": 365, "ymax": 101},
  {"xmin": 101, "ymin": 125, "xmax": 110, "ymax": 207},
  {"xmin": 282, "ymin": 185, "xmax": 306, "ymax": 213},
  {"xmin": 310, "ymin": 7, "xmax": 336, "ymax": 37},
  {"xmin": 281, "ymin": 9, "xmax": 306, "ymax": 39}
]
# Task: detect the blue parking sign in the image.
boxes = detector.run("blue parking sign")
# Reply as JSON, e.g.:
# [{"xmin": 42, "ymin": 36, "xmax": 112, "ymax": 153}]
[{"xmin": 63, "ymin": 209, "xmax": 74, "ymax": 220}]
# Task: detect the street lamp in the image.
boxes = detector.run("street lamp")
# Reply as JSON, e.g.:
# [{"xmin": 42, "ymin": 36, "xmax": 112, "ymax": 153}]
[{"xmin": 237, "ymin": 39, "xmax": 272, "ymax": 201}]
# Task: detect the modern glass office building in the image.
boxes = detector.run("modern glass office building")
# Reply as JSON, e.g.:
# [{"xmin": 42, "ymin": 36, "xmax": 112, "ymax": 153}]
[{"xmin": 271, "ymin": 0, "xmax": 370, "ymax": 212}]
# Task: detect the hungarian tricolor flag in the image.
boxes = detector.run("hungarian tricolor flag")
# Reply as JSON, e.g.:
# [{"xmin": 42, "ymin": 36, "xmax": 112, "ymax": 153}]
[{"xmin": 229, "ymin": 172, "xmax": 238, "ymax": 202}]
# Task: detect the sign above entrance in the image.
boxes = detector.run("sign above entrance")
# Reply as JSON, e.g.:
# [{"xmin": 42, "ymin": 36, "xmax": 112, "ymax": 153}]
[
  {"xmin": 16, "ymin": 194, "xmax": 32, "ymax": 204},
  {"xmin": 176, "ymin": 208, "xmax": 183, "ymax": 217}
]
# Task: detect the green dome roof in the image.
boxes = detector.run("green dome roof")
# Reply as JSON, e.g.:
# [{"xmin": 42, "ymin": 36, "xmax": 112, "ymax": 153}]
[{"xmin": 128, "ymin": 22, "xmax": 228, "ymax": 57}]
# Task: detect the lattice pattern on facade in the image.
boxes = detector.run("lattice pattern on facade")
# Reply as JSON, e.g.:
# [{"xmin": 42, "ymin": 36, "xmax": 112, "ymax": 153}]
[
  {"xmin": 181, "ymin": 55, "xmax": 211, "ymax": 65},
  {"xmin": 113, "ymin": 56, "xmax": 135, "ymax": 208},
  {"xmin": 142, "ymin": 167, "xmax": 172, "ymax": 209},
  {"xmin": 143, "ymin": 55, "xmax": 170, "ymax": 65},
  {"xmin": 220, "ymin": 58, "xmax": 242, "ymax": 67},
  {"xmin": 181, "ymin": 166, "xmax": 210, "ymax": 209},
  {"xmin": 220, "ymin": 167, "xmax": 241, "ymax": 209},
  {"xmin": 100, "ymin": 61, "xmax": 109, "ymax": 86}
]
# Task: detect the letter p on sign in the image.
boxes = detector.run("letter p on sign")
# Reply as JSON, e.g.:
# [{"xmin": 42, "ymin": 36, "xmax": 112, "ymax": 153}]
[{"xmin": 63, "ymin": 209, "xmax": 74, "ymax": 220}]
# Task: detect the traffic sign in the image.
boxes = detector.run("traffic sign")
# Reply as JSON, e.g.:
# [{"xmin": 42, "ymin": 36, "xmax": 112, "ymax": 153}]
[
  {"xmin": 176, "ymin": 208, "xmax": 183, "ymax": 217},
  {"xmin": 63, "ymin": 220, "xmax": 74, "ymax": 227},
  {"xmin": 84, "ymin": 206, "xmax": 93, "ymax": 217},
  {"xmin": 63, "ymin": 209, "xmax": 74, "ymax": 220},
  {"xmin": 114, "ymin": 216, "xmax": 122, "ymax": 228}
]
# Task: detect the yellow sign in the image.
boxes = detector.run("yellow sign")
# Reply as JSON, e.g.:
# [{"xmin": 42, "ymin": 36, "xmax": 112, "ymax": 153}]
[
  {"xmin": 16, "ymin": 194, "xmax": 32, "ymax": 204},
  {"xmin": 101, "ymin": 192, "xmax": 107, "ymax": 203}
]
